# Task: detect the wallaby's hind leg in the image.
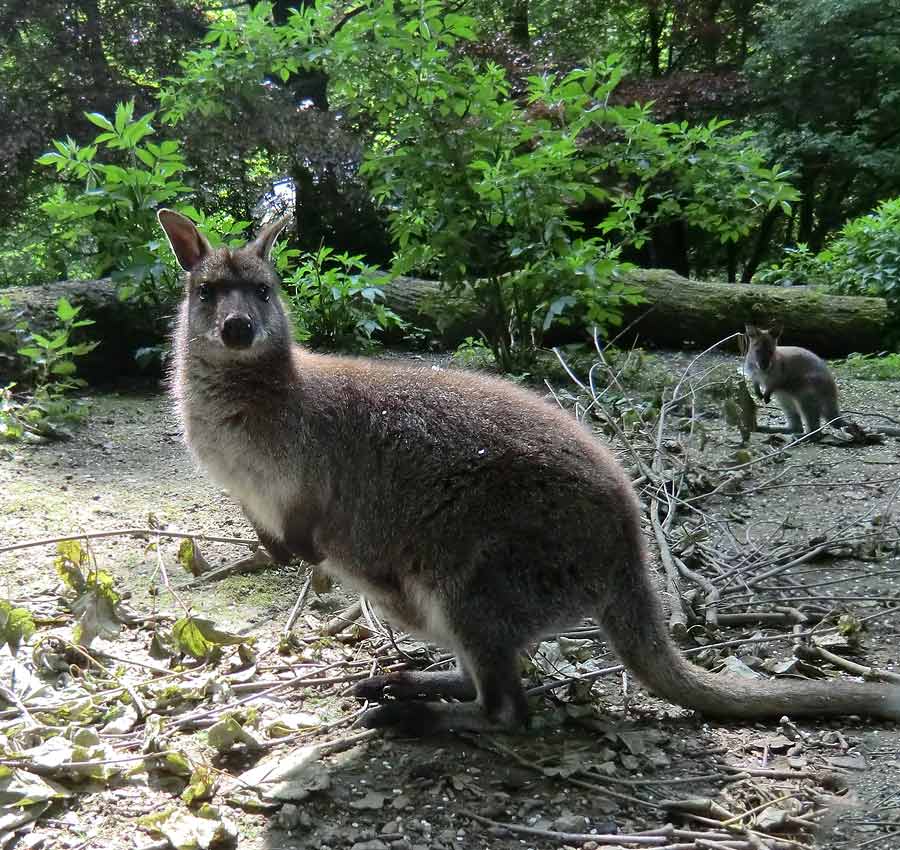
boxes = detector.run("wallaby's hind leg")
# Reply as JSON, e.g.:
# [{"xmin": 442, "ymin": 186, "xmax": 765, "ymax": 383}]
[
  {"xmin": 798, "ymin": 394, "xmax": 823, "ymax": 437},
  {"xmin": 352, "ymin": 665, "xmax": 476, "ymax": 703},
  {"xmin": 358, "ymin": 648, "xmax": 527, "ymax": 735},
  {"xmin": 772, "ymin": 392, "xmax": 803, "ymax": 433}
]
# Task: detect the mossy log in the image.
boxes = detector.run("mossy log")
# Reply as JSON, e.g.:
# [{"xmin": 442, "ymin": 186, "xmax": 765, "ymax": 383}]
[
  {"xmin": 386, "ymin": 269, "xmax": 890, "ymax": 357},
  {"xmin": 0, "ymin": 269, "xmax": 889, "ymax": 385}
]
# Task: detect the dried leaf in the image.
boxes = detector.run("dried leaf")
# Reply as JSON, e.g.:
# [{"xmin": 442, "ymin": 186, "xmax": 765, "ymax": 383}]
[
  {"xmin": 236, "ymin": 745, "xmax": 332, "ymax": 802},
  {"xmin": 177, "ymin": 539, "xmax": 211, "ymax": 577},
  {"xmin": 148, "ymin": 807, "xmax": 237, "ymax": 850},
  {"xmin": 350, "ymin": 790, "xmax": 388, "ymax": 810},
  {"xmin": 206, "ymin": 716, "xmax": 260, "ymax": 754}
]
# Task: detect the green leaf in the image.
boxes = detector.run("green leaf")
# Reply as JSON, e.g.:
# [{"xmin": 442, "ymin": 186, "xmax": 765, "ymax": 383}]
[
  {"xmin": 177, "ymin": 538, "xmax": 210, "ymax": 576},
  {"xmin": 135, "ymin": 148, "xmax": 156, "ymax": 168},
  {"xmin": 55, "ymin": 540, "xmax": 88, "ymax": 592},
  {"xmin": 55, "ymin": 298, "xmax": 79, "ymax": 322},
  {"xmin": 207, "ymin": 715, "xmax": 260, "ymax": 753},
  {"xmin": 181, "ymin": 764, "xmax": 217, "ymax": 806},
  {"xmin": 85, "ymin": 111, "xmax": 115, "ymax": 131},
  {"xmin": 68, "ymin": 567, "xmax": 122, "ymax": 646},
  {"xmin": 172, "ymin": 616, "xmax": 249, "ymax": 660},
  {"xmin": 0, "ymin": 600, "xmax": 36, "ymax": 653},
  {"xmin": 36, "ymin": 152, "xmax": 64, "ymax": 166},
  {"xmin": 50, "ymin": 361, "xmax": 77, "ymax": 376}
]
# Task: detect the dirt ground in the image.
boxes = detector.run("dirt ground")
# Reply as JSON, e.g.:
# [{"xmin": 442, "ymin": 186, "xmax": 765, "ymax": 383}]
[{"xmin": 1, "ymin": 349, "xmax": 899, "ymax": 850}]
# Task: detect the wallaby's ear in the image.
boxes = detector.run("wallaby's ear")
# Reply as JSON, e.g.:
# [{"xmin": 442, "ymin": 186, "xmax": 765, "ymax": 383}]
[
  {"xmin": 770, "ymin": 322, "xmax": 783, "ymax": 341},
  {"xmin": 158, "ymin": 209, "xmax": 211, "ymax": 271},
  {"xmin": 745, "ymin": 323, "xmax": 759, "ymax": 338},
  {"xmin": 247, "ymin": 215, "xmax": 291, "ymax": 263}
]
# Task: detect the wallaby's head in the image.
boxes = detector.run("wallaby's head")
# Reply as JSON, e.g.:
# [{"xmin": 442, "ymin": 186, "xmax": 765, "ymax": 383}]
[
  {"xmin": 158, "ymin": 209, "xmax": 291, "ymax": 362},
  {"xmin": 744, "ymin": 323, "xmax": 781, "ymax": 370}
]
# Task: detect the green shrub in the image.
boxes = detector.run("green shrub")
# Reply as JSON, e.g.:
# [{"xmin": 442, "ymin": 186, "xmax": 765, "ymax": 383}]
[
  {"xmin": 451, "ymin": 337, "xmax": 496, "ymax": 371},
  {"xmin": 755, "ymin": 198, "xmax": 900, "ymax": 309},
  {"xmin": 37, "ymin": 101, "xmax": 192, "ymax": 304},
  {"xmin": 279, "ymin": 246, "xmax": 404, "ymax": 351},
  {"xmin": 824, "ymin": 197, "xmax": 900, "ymax": 306},
  {"xmin": 753, "ymin": 243, "xmax": 823, "ymax": 287},
  {"xmin": 834, "ymin": 352, "xmax": 900, "ymax": 381},
  {"xmin": 1, "ymin": 297, "xmax": 97, "ymax": 441},
  {"xmin": 160, "ymin": 1, "xmax": 796, "ymax": 371}
]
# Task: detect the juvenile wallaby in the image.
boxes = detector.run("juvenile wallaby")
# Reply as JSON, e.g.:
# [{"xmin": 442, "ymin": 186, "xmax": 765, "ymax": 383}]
[
  {"xmin": 160, "ymin": 209, "xmax": 900, "ymax": 734},
  {"xmin": 744, "ymin": 324, "xmax": 845, "ymax": 436}
]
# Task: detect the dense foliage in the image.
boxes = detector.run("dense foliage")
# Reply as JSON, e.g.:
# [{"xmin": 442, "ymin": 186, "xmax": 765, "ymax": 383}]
[
  {"xmin": 2, "ymin": 0, "xmax": 900, "ymax": 363},
  {"xmin": 758, "ymin": 198, "xmax": 900, "ymax": 316}
]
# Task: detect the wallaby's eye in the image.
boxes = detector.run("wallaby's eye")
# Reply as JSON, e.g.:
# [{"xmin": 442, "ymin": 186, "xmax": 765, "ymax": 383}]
[
  {"xmin": 197, "ymin": 283, "xmax": 211, "ymax": 302},
  {"xmin": 256, "ymin": 284, "xmax": 271, "ymax": 302}
]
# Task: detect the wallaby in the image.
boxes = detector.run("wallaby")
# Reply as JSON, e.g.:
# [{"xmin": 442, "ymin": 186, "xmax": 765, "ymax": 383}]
[
  {"xmin": 743, "ymin": 324, "xmax": 845, "ymax": 436},
  {"xmin": 159, "ymin": 209, "xmax": 900, "ymax": 734}
]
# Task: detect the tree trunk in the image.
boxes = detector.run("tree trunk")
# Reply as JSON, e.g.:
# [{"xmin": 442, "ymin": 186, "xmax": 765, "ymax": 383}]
[
  {"xmin": 508, "ymin": 0, "xmax": 529, "ymax": 48},
  {"xmin": 1, "ymin": 270, "xmax": 889, "ymax": 385}
]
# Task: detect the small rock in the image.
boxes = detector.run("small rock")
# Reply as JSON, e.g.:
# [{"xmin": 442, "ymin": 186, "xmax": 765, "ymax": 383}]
[
  {"xmin": 619, "ymin": 754, "xmax": 640, "ymax": 771},
  {"xmin": 277, "ymin": 804, "xmax": 302, "ymax": 830},
  {"xmin": 391, "ymin": 794, "xmax": 411, "ymax": 810},
  {"xmin": 350, "ymin": 841, "xmax": 389, "ymax": 850},
  {"xmin": 553, "ymin": 814, "xmax": 588, "ymax": 833}
]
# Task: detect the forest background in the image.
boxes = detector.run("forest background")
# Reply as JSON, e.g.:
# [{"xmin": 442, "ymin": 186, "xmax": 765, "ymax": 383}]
[{"xmin": 1, "ymin": 0, "xmax": 900, "ymax": 379}]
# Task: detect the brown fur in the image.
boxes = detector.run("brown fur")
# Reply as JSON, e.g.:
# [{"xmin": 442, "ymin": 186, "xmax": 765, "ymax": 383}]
[
  {"xmin": 159, "ymin": 210, "xmax": 900, "ymax": 734},
  {"xmin": 744, "ymin": 324, "xmax": 845, "ymax": 436}
]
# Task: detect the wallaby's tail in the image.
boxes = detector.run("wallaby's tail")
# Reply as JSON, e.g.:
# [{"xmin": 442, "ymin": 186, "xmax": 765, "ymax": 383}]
[{"xmin": 601, "ymin": 557, "xmax": 900, "ymax": 721}]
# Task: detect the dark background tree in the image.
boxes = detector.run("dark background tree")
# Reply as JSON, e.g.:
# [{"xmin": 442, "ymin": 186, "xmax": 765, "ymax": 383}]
[{"xmin": 2, "ymin": 0, "xmax": 899, "ymax": 287}]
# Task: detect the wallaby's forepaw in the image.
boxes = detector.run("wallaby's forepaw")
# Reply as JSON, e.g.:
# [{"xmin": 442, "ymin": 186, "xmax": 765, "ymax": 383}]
[
  {"xmin": 353, "ymin": 673, "xmax": 424, "ymax": 703},
  {"xmin": 360, "ymin": 702, "xmax": 441, "ymax": 736}
]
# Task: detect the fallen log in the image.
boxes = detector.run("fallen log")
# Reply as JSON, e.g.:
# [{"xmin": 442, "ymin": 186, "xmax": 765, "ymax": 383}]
[
  {"xmin": 0, "ymin": 269, "xmax": 890, "ymax": 385},
  {"xmin": 384, "ymin": 269, "xmax": 890, "ymax": 357},
  {"xmin": 1, "ymin": 278, "xmax": 172, "ymax": 385},
  {"xmin": 614, "ymin": 269, "xmax": 890, "ymax": 357}
]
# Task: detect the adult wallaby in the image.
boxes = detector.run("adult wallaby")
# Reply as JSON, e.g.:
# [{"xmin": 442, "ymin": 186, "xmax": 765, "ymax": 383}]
[
  {"xmin": 160, "ymin": 209, "xmax": 900, "ymax": 734},
  {"xmin": 744, "ymin": 324, "xmax": 845, "ymax": 436}
]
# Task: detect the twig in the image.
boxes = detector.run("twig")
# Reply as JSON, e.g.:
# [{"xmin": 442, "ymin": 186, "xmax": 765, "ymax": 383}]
[
  {"xmin": 674, "ymin": 555, "xmax": 720, "ymax": 628},
  {"xmin": 187, "ymin": 547, "xmax": 276, "ymax": 587},
  {"xmin": 0, "ymin": 528, "xmax": 258, "ymax": 555},
  {"xmin": 283, "ymin": 570, "xmax": 313, "ymax": 637},
  {"xmin": 718, "ymin": 794, "xmax": 795, "ymax": 828},
  {"xmin": 652, "ymin": 497, "xmax": 688, "ymax": 637},
  {"xmin": 460, "ymin": 809, "xmax": 671, "ymax": 845},
  {"xmin": 794, "ymin": 644, "xmax": 900, "ymax": 685},
  {"xmin": 322, "ymin": 601, "xmax": 363, "ymax": 636}
]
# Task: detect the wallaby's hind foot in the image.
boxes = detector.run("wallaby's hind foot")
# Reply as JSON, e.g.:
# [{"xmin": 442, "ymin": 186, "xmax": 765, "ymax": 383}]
[
  {"xmin": 352, "ymin": 669, "xmax": 476, "ymax": 703},
  {"xmin": 360, "ymin": 700, "xmax": 525, "ymax": 735},
  {"xmin": 356, "ymin": 649, "xmax": 528, "ymax": 735}
]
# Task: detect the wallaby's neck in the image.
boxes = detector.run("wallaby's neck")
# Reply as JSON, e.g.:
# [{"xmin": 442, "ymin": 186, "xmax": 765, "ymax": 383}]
[{"xmin": 173, "ymin": 317, "xmax": 300, "ymax": 420}]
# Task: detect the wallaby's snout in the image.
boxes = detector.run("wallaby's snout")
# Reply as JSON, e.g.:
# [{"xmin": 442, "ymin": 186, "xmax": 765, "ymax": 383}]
[{"xmin": 221, "ymin": 311, "xmax": 254, "ymax": 349}]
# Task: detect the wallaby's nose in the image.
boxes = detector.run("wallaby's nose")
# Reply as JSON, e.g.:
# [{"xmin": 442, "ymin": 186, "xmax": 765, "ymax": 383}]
[{"xmin": 221, "ymin": 313, "xmax": 254, "ymax": 349}]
